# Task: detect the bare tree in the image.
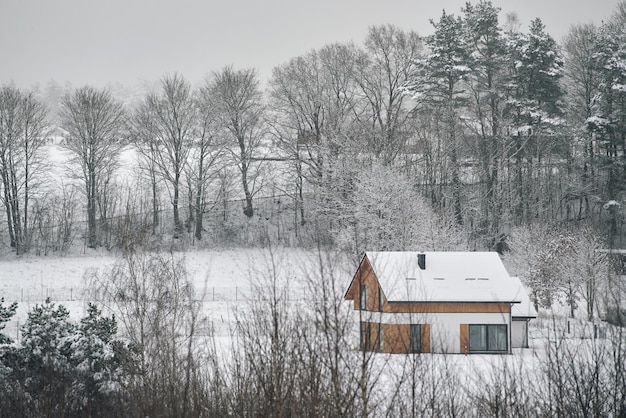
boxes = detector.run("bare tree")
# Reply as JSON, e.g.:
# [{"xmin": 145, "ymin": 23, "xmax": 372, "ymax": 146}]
[
  {"xmin": 0, "ymin": 86, "xmax": 48, "ymax": 254},
  {"xmin": 189, "ymin": 84, "xmax": 224, "ymax": 241},
  {"xmin": 88, "ymin": 251, "xmax": 206, "ymax": 417},
  {"xmin": 353, "ymin": 24, "xmax": 422, "ymax": 164},
  {"xmin": 60, "ymin": 86, "xmax": 125, "ymax": 249},
  {"xmin": 132, "ymin": 73, "xmax": 196, "ymax": 237},
  {"xmin": 210, "ymin": 66, "xmax": 266, "ymax": 218}
]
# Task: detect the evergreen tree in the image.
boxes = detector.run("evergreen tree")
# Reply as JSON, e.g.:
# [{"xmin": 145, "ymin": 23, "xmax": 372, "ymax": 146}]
[
  {"xmin": 587, "ymin": 17, "xmax": 626, "ymax": 246},
  {"xmin": 506, "ymin": 18, "xmax": 564, "ymax": 131},
  {"xmin": 505, "ymin": 18, "xmax": 564, "ymax": 223},
  {"xmin": 409, "ymin": 10, "xmax": 471, "ymax": 225},
  {"xmin": 462, "ymin": 0, "xmax": 508, "ymax": 250},
  {"xmin": 0, "ymin": 297, "xmax": 17, "ymax": 345},
  {"xmin": 19, "ymin": 299, "xmax": 75, "ymax": 416},
  {"xmin": 67, "ymin": 303, "xmax": 132, "ymax": 417}
]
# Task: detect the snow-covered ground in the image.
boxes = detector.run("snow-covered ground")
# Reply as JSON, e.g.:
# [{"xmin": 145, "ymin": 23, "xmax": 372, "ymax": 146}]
[
  {"xmin": 1, "ymin": 244, "xmax": 618, "ymax": 375},
  {"xmin": 0, "ymin": 247, "xmax": 315, "ymax": 344}
]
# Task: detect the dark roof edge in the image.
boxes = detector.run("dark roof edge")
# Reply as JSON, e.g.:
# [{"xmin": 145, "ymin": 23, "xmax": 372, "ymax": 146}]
[{"xmin": 386, "ymin": 300, "xmax": 522, "ymax": 304}]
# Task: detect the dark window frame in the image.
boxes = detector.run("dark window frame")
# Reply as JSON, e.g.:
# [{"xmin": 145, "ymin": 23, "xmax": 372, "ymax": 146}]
[
  {"xmin": 360, "ymin": 284, "xmax": 367, "ymax": 310},
  {"xmin": 410, "ymin": 324, "xmax": 421, "ymax": 353},
  {"xmin": 468, "ymin": 324, "xmax": 508, "ymax": 353}
]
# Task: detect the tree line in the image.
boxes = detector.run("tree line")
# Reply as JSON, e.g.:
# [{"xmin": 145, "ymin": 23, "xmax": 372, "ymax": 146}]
[
  {"xmin": 1, "ymin": 2, "xmax": 626, "ymax": 313},
  {"xmin": 0, "ymin": 2, "xmax": 625, "ymax": 254}
]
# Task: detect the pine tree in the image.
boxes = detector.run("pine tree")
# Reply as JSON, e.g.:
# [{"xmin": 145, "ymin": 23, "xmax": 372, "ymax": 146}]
[
  {"xmin": 67, "ymin": 303, "xmax": 132, "ymax": 416},
  {"xmin": 463, "ymin": 0, "xmax": 508, "ymax": 250},
  {"xmin": 587, "ymin": 18, "xmax": 626, "ymax": 246},
  {"xmin": 19, "ymin": 299, "xmax": 75, "ymax": 416},
  {"xmin": 0, "ymin": 297, "xmax": 17, "ymax": 345},
  {"xmin": 505, "ymin": 18, "xmax": 564, "ymax": 222},
  {"xmin": 410, "ymin": 10, "xmax": 471, "ymax": 225}
]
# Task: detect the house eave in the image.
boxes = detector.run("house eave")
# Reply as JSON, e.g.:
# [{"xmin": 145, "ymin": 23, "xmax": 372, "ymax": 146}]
[{"xmin": 386, "ymin": 300, "xmax": 522, "ymax": 304}]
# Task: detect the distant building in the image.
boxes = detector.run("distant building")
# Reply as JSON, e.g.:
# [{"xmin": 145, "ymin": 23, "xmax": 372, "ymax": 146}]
[{"xmin": 344, "ymin": 251, "xmax": 536, "ymax": 354}]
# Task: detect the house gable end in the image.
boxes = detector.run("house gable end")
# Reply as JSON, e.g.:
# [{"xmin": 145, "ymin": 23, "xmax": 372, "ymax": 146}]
[{"xmin": 344, "ymin": 254, "xmax": 386, "ymax": 311}]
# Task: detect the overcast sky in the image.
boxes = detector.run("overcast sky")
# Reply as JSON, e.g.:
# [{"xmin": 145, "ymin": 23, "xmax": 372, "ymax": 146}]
[{"xmin": 0, "ymin": 0, "xmax": 621, "ymax": 90}]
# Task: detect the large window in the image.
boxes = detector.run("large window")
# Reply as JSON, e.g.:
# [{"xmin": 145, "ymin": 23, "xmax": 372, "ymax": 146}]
[
  {"xmin": 469, "ymin": 324, "xmax": 508, "ymax": 352},
  {"xmin": 410, "ymin": 324, "xmax": 421, "ymax": 353}
]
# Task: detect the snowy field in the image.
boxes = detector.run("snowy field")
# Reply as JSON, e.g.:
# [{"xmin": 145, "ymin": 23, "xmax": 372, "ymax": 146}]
[
  {"xmin": 0, "ymin": 247, "xmax": 318, "ymax": 345},
  {"xmin": 0, "ymin": 246, "xmax": 604, "ymax": 351}
]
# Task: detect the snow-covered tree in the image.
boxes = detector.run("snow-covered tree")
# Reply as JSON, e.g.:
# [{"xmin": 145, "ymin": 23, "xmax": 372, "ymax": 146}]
[
  {"xmin": 506, "ymin": 18, "xmax": 564, "ymax": 134},
  {"xmin": 331, "ymin": 161, "xmax": 465, "ymax": 254},
  {"xmin": 66, "ymin": 303, "xmax": 132, "ymax": 416},
  {"xmin": 586, "ymin": 13, "xmax": 626, "ymax": 246},
  {"xmin": 562, "ymin": 23, "xmax": 602, "ymax": 222},
  {"xmin": 0, "ymin": 297, "xmax": 17, "ymax": 345},
  {"xmin": 408, "ymin": 10, "xmax": 472, "ymax": 225},
  {"xmin": 570, "ymin": 228, "xmax": 609, "ymax": 321},
  {"xmin": 504, "ymin": 18, "xmax": 564, "ymax": 223},
  {"xmin": 462, "ymin": 1, "xmax": 509, "ymax": 250},
  {"xmin": 18, "ymin": 299, "xmax": 75, "ymax": 416}
]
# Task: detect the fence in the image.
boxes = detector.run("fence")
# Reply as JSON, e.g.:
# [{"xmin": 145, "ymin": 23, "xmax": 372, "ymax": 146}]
[
  {"xmin": 2, "ymin": 284, "xmax": 308, "ymax": 343},
  {"xmin": 531, "ymin": 315, "xmax": 609, "ymax": 340},
  {"xmin": 1, "ymin": 285, "xmax": 307, "ymax": 304}
]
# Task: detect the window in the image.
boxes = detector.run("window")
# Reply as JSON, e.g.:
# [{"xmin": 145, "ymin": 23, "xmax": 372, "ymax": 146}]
[
  {"xmin": 360, "ymin": 321, "xmax": 371, "ymax": 350},
  {"xmin": 378, "ymin": 287, "xmax": 383, "ymax": 312},
  {"xmin": 410, "ymin": 324, "xmax": 421, "ymax": 353},
  {"xmin": 469, "ymin": 324, "xmax": 508, "ymax": 352},
  {"xmin": 360, "ymin": 284, "xmax": 367, "ymax": 310},
  {"xmin": 378, "ymin": 324, "xmax": 384, "ymax": 352}
]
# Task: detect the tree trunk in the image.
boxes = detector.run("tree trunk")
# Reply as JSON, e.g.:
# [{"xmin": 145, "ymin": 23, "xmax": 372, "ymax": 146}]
[
  {"xmin": 194, "ymin": 184, "xmax": 203, "ymax": 241},
  {"xmin": 173, "ymin": 173, "xmax": 181, "ymax": 237},
  {"xmin": 241, "ymin": 160, "xmax": 254, "ymax": 218},
  {"xmin": 87, "ymin": 170, "xmax": 98, "ymax": 248},
  {"xmin": 152, "ymin": 171, "xmax": 159, "ymax": 235}
]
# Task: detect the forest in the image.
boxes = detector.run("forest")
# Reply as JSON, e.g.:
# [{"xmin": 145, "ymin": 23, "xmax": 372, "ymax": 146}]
[{"xmin": 1, "ymin": 1, "xmax": 626, "ymax": 416}]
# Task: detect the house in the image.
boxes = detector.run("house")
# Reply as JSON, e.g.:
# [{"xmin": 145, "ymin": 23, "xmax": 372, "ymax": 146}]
[{"xmin": 344, "ymin": 251, "xmax": 536, "ymax": 354}]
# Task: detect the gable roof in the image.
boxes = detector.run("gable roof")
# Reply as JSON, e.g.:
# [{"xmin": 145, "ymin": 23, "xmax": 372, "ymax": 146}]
[{"xmin": 363, "ymin": 251, "xmax": 533, "ymax": 313}]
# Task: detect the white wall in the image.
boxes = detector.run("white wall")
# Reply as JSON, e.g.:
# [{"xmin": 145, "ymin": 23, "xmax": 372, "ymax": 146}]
[
  {"xmin": 373, "ymin": 311, "xmax": 511, "ymax": 354},
  {"xmin": 511, "ymin": 319, "xmax": 528, "ymax": 348}
]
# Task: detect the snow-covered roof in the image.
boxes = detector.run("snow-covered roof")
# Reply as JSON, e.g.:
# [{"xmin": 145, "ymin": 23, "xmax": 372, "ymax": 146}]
[{"xmin": 365, "ymin": 252, "xmax": 535, "ymax": 315}]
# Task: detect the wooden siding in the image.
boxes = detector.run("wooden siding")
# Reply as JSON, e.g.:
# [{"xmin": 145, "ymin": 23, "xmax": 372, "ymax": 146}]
[
  {"xmin": 382, "ymin": 323, "xmax": 431, "ymax": 354},
  {"xmin": 460, "ymin": 324, "xmax": 469, "ymax": 354},
  {"xmin": 361, "ymin": 322, "xmax": 383, "ymax": 352},
  {"xmin": 421, "ymin": 324, "xmax": 431, "ymax": 353},
  {"xmin": 345, "ymin": 256, "xmax": 386, "ymax": 311},
  {"xmin": 383, "ymin": 323, "xmax": 409, "ymax": 353},
  {"xmin": 384, "ymin": 302, "xmax": 511, "ymax": 314}
]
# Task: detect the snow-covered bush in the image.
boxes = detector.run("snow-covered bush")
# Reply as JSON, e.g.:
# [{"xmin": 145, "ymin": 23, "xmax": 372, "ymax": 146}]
[
  {"xmin": 0, "ymin": 297, "xmax": 17, "ymax": 345},
  {"xmin": 0, "ymin": 300, "xmax": 134, "ymax": 417}
]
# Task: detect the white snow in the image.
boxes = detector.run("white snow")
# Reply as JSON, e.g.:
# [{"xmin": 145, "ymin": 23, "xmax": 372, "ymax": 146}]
[{"xmin": 365, "ymin": 251, "xmax": 533, "ymax": 312}]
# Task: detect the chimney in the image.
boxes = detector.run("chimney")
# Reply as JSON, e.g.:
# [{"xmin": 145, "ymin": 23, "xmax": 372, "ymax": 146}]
[{"xmin": 417, "ymin": 253, "xmax": 426, "ymax": 270}]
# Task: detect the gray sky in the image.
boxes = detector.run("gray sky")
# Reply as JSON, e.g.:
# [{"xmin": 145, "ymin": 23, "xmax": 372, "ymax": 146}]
[{"xmin": 0, "ymin": 0, "xmax": 621, "ymax": 90}]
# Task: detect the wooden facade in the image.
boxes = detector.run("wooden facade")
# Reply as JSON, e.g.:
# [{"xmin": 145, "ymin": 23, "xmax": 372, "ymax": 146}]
[{"xmin": 360, "ymin": 322, "xmax": 431, "ymax": 353}]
